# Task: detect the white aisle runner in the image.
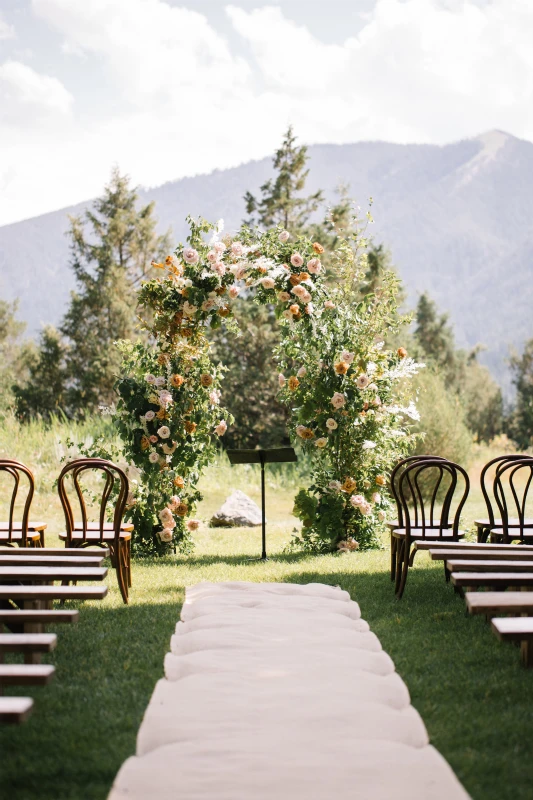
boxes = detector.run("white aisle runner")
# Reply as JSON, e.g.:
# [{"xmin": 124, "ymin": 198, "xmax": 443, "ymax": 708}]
[{"xmin": 108, "ymin": 581, "xmax": 470, "ymax": 799}]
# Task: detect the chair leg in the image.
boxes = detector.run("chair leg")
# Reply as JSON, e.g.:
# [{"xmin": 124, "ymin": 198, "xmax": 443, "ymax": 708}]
[
  {"xmin": 396, "ymin": 543, "xmax": 410, "ymax": 599},
  {"xmin": 115, "ymin": 541, "xmax": 129, "ymax": 604},
  {"xmin": 127, "ymin": 540, "xmax": 132, "ymax": 588},
  {"xmin": 395, "ymin": 540, "xmax": 405, "ymax": 595},
  {"xmin": 390, "ymin": 534, "xmax": 397, "ymax": 581}
]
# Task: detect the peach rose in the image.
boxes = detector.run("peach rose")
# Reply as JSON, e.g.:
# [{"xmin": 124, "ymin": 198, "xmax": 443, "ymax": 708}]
[
  {"xmin": 313, "ymin": 242, "xmax": 324, "ymax": 254},
  {"xmin": 290, "ymin": 253, "xmax": 304, "ymax": 268},
  {"xmin": 307, "ymin": 258, "xmax": 322, "ymax": 274},
  {"xmin": 214, "ymin": 420, "xmax": 227, "ymax": 436},
  {"xmin": 288, "ymin": 376, "xmax": 300, "ymax": 390},
  {"xmin": 334, "ymin": 362, "xmax": 349, "ymax": 375},
  {"xmin": 331, "ymin": 392, "xmax": 346, "ymax": 409},
  {"xmin": 187, "ymin": 519, "xmax": 200, "ymax": 531},
  {"xmin": 278, "ymin": 230, "xmax": 290, "ymax": 243},
  {"xmin": 171, "ymin": 374, "xmax": 184, "ymax": 388}
]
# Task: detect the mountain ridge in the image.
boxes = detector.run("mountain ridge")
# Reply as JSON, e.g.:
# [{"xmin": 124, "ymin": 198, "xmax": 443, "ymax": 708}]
[{"xmin": 1, "ymin": 129, "xmax": 532, "ymax": 393}]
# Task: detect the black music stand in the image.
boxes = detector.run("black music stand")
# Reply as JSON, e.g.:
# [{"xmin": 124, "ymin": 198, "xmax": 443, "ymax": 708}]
[{"xmin": 226, "ymin": 447, "xmax": 297, "ymax": 560}]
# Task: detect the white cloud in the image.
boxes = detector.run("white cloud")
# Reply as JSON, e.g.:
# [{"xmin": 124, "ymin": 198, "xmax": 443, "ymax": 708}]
[
  {"xmin": 0, "ymin": 60, "xmax": 73, "ymax": 122},
  {"xmin": 0, "ymin": 13, "xmax": 15, "ymax": 40},
  {"xmin": 0, "ymin": 0, "xmax": 532, "ymax": 225}
]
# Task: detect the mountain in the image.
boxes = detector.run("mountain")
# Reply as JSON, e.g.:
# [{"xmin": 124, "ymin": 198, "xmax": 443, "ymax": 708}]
[{"xmin": 1, "ymin": 130, "xmax": 532, "ymax": 392}]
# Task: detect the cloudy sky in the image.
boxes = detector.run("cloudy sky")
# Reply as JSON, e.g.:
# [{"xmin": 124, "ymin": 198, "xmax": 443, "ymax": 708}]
[{"xmin": 0, "ymin": 0, "xmax": 532, "ymax": 226}]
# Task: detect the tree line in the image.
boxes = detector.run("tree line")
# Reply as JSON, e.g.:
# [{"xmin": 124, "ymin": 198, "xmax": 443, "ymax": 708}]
[{"xmin": 1, "ymin": 128, "xmax": 532, "ymax": 453}]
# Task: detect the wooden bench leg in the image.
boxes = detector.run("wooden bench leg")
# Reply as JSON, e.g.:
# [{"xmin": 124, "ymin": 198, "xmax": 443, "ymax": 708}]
[{"xmin": 521, "ymin": 639, "xmax": 533, "ymax": 668}]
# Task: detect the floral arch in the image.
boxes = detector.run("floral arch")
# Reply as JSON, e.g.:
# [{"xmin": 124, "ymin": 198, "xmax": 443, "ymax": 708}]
[{"xmin": 110, "ymin": 215, "xmax": 420, "ymax": 556}]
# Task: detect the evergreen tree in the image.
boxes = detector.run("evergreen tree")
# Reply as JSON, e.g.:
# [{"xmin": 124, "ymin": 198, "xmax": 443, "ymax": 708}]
[
  {"xmin": 244, "ymin": 126, "xmax": 323, "ymax": 231},
  {"xmin": 209, "ymin": 300, "xmax": 289, "ymax": 449},
  {"xmin": 509, "ymin": 339, "xmax": 533, "ymax": 448},
  {"xmin": 414, "ymin": 293, "xmax": 457, "ymax": 372},
  {"xmin": 14, "ymin": 326, "xmax": 67, "ymax": 420},
  {"xmin": 61, "ymin": 168, "xmax": 170, "ymax": 413},
  {"xmin": 0, "ymin": 298, "xmax": 27, "ymax": 411}
]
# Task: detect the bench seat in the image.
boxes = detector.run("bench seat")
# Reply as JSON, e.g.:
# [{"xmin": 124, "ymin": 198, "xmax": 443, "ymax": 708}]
[{"xmin": 492, "ymin": 617, "xmax": 533, "ymax": 667}]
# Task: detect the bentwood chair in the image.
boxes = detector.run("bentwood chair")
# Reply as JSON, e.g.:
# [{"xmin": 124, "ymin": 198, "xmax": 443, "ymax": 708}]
[
  {"xmin": 490, "ymin": 456, "xmax": 533, "ymax": 545},
  {"xmin": 57, "ymin": 458, "xmax": 132, "ymax": 603},
  {"xmin": 389, "ymin": 455, "xmax": 447, "ymax": 581},
  {"xmin": 0, "ymin": 459, "xmax": 46, "ymax": 547},
  {"xmin": 476, "ymin": 454, "xmax": 533, "ymax": 542},
  {"xmin": 392, "ymin": 458, "xmax": 469, "ymax": 598}
]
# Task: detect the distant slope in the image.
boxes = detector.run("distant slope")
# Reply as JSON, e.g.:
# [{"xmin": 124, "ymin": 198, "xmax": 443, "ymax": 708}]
[{"xmin": 1, "ymin": 130, "xmax": 532, "ymax": 390}]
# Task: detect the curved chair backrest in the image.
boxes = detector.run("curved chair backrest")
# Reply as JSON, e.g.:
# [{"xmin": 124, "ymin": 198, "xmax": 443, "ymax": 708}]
[
  {"xmin": 480, "ymin": 454, "xmax": 530, "ymax": 527},
  {"xmin": 57, "ymin": 458, "xmax": 129, "ymax": 546},
  {"xmin": 0, "ymin": 459, "xmax": 35, "ymax": 546},
  {"xmin": 398, "ymin": 458, "xmax": 469, "ymax": 541},
  {"xmin": 492, "ymin": 456, "xmax": 533, "ymax": 542},
  {"xmin": 390, "ymin": 455, "xmax": 447, "ymax": 528}
]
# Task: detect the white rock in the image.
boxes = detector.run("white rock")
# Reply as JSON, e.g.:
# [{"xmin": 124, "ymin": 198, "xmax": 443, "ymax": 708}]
[{"xmin": 210, "ymin": 490, "xmax": 263, "ymax": 528}]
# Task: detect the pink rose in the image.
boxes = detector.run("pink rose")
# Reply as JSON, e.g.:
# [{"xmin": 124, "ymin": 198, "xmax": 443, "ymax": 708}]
[
  {"xmin": 291, "ymin": 285, "xmax": 306, "ymax": 298},
  {"xmin": 235, "ymin": 266, "xmax": 247, "ymax": 281},
  {"xmin": 209, "ymin": 389, "xmax": 221, "ymax": 405},
  {"xmin": 350, "ymin": 494, "xmax": 365, "ymax": 507},
  {"xmin": 261, "ymin": 277, "xmax": 275, "ymax": 290},
  {"xmin": 331, "ymin": 392, "xmax": 346, "ymax": 409},
  {"xmin": 182, "ymin": 247, "xmax": 199, "ymax": 265},
  {"xmin": 214, "ymin": 420, "xmax": 227, "ymax": 436},
  {"xmin": 206, "ymin": 251, "xmax": 217, "ymax": 263},
  {"xmin": 307, "ymin": 258, "xmax": 321, "ymax": 274},
  {"xmin": 278, "ymin": 291, "xmax": 290, "ymax": 302},
  {"xmin": 229, "ymin": 285, "xmax": 240, "ymax": 299},
  {"xmin": 356, "ymin": 374, "xmax": 370, "ymax": 389},
  {"xmin": 341, "ymin": 350, "xmax": 355, "ymax": 364},
  {"xmin": 300, "ymin": 289, "xmax": 312, "ymax": 303},
  {"xmin": 278, "ymin": 373, "xmax": 286, "ymax": 387},
  {"xmin": 145, "ymin": 410, "xmax": 155, "ymax": 421},
  {"xmin": 187, "ymin": 519, "xmax": 200, "ymax": 531},
  {"xmin": 168, "ymin": 495, "xmax": 181, "ymax": 511},
  {"xmin": 159, "ymin": 390, "xmax": 173, "ymax": 407},
  {"xmin": 159, "ymin": 528, "xmax": 173, "ymax": 543},
  {"xmin": 297, "ymin": 366, "xmax": 306, "ymax": 377},
  {"xmin": 149, "ymin": 435, "xmax": 158, "ymax": 444},
  {"xmin": 214, "ymin": 241, "xmax": 226, "ymax": 254},
  {"xmin": 324, "ymin": 300, "xmax": 335, "ymax": 309},
  {"xmin": 213, "ymin": 261, "xmax": 226, "ymax": 276},
  {"xmin": 231, "ymin": 242, "xmax": 244, "ymax": 256},
  {"xmin": 290, "ymin": 253, "xmax": 304, "ymax": 267},
  {"xmin": 278, "ymin": 230, "xmax": 290, "ymax": 243}
]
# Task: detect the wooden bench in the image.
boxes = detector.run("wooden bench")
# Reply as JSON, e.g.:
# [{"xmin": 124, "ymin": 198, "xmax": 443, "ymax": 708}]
[
  {"xmin": 447, "ymin": 559, "xmax": 533, "ymax": 573},
  {"xmin": 0, "ymin": 585, "xmax": 108, "ymax": 602},
  {"xmin": 416, "ymin": 540, "xmax": 533, "ymax": 552},
  {"xmin": 451, "ymin": 572, "xmax": 533, "ymax": 590},
  {"xmin": 492, "ymin": 617, "xmax": 533, "ymax": 667},
  {"xmin": 465, "ymin": 591, "xmax": 533, "ymax": 617},
  {"xmin": 0, "ymin": 633, "xmax": 57, "ymax": 654},
  {"xmin": 0, "ymin": 697, "xmax": 33, "ymax": 724},
  {"xmin": 0, "ymin": 609, "xmax": 79, "ymax": 630},
  {"xmin": 0, "ymin": 555, "xmax": 105, "ymax": 567},
  {"xmin": 0, "ymin": 664, "xmax": 55, "ymax": 685},
  {"xmin": 0, "ymin": 565, "xmax": 107, "ymax": 582},
  {"xmin": 429, "ymin": 548, "xmax": 533, "ymax": 562},
  {"xmin": 0, "ymin": 547, "xmax": 110, "ymax": 557}
]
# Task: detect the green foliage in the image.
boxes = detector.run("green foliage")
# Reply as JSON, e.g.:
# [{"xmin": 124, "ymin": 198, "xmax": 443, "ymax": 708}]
[
  {"xmin": 13, "ymin": 326, "xmax": 68, "ymax": 422},
  {"xmin": 509, "ymin": 338, "xmax": 533, "ymax": 448},
  {"xmin": 0, "ymin": 298, "xmax": 28, "ymax": 411},
  {"xmin": 413, "ymin": 292, "xmax": 503, "ymax": 443},
  {"xmin": 410, "ymin": 370, "xmax": 473, "ymax": 466},
  {"xmin": 244, "ymin": 125, "xmax": 324, "ymax": 231},
  {"xmin": 208, "ymin": 298, "xmax": 289, "ymax": 448}
]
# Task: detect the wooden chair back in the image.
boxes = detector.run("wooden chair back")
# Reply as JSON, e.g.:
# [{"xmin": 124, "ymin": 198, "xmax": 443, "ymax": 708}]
[
  {"xmin": 480, "ymin": 454, "xmax": 530, "ymax": 528},
  {"xmin": 390, "ymin": 455, "xmax": 446, "ymax": 529},
  {"xmin": 398, "ymin": 458, "xmax": 469, "ymax": 540},
  {"xmin": 57, "ymin": 458, "xmax": 129, "ymax": 546},
  {"xmin": 0, "ymin": 459, "xmax": 35, "ymax": 546},
  {"xmin": 493, "ymin": 456, "xmax": 533, "ymax": 542}
]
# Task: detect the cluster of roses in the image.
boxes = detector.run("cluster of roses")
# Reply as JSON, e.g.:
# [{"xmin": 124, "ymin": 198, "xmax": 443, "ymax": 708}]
[
  {"xmin": 158, "ymin": 492, "xmax": 200, "ymax": 543},
  {"xmin": 151, "ymin": 227, "xmax": 333, "ymax": 337},
  {"xmin": 332, "ymin": 474, "xmax": 387, "ymax": 553},
  {"xmin": 139, "ymin": 371, "xmax": 227, "ymax": 474}
]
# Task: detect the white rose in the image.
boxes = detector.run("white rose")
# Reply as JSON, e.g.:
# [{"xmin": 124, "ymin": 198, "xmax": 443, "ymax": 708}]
[
  {"xmin": 231, "ymin": 242, "xmax": 244, "ymax": 256},
  {"xmin": 159, "ymin": 528, "xmax": 173, "ymax": 543},
  {"xmin": 182, "ymin": 247, "xmax": 199, "ymax": 265},
  {"xmin": 326, "ymin": 418, "xmax": 338, "ymax": 430},
  {"xmin": 328, "ymin": 480, "xmax": 342, "ymax": 491},
  {"xmin": 261, "ymin": 277, "xmax": 276, "ymax": 290},
  {"xmin": 314, "ymin": 437, "xmax": 328, "ymax": 448},
  {"xmin": 278, "ymin": 230, "xmax": 290, "ymax": 243},
  {"xmin": 330, "ymin": 392, "xmax": 346, "ymax": 409},
  {"xmin": 148, "ymin": 452, "xmax": 159, "ymax": 464},
  {"xmin": 182, "ymin": 301, "xmax": 197, "ymax": 318},
  {"xmin": 157, "ymin": 425, "xmax": 171, "ymax": 439},
  {"xmin": 145, "ymin": 374, "xmax": 156, "ymax": 384},
  {"xmin": 371, "ymin": 492, "xmax": 381, "ymax": 504},
  {"xmin": 356, "ymin": 374, "xmax": 370, "ymax": 389},
  {"xmin": 145, "ymin": 410, "xmax": 155, "ymax": 421},
  {"xmin": 341, "ymin": 350, "xmax": 355, "ymax": 364}
]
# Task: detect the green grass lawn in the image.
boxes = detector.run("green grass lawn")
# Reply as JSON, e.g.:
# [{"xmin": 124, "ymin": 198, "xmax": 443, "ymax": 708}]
[{"xmin": 2, "ymin": 422, "xmax": 533, "ymax": 799}]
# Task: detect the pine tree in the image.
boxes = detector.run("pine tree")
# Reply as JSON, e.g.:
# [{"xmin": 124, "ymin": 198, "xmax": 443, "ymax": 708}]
[
  {"xmin": 244, "ymin": 126, "xmax": 324, "ymax": 231},
  {"xmin": 61, "ymin": 168, "xmax": 171, "ymax": 413},
  {"xmin": 509, "ymin": 339, "xmax": 533, "ymax": 448},
  {"xmin": 0, "ymin": 298, "xmax": 27, "ymax": 411},
  {"xmin": 414, "ymin": 293, "xmax": 457, "ymax": 372},
  {"xmin": 14, "ymin": 326, "xmax": 67, "ymax": 420}
]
